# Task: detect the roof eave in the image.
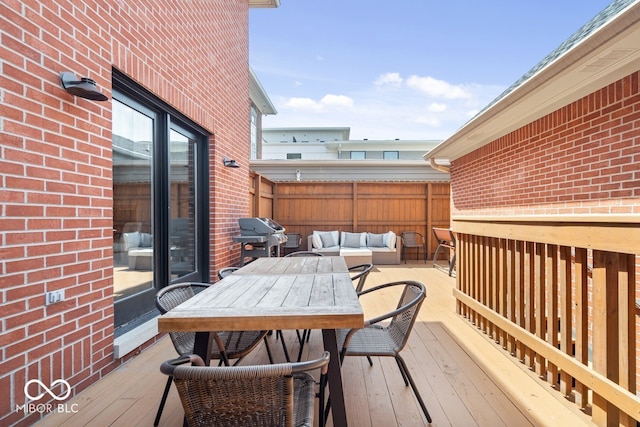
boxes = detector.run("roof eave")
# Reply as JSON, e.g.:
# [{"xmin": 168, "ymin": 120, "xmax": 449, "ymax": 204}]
[{"xmin": 249, "ymin": 0, "xmax": 280, "ymax": 8}]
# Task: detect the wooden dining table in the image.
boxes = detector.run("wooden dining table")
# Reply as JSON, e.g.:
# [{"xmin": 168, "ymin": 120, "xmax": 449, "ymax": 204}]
[{"xmin": 157, "ymin": 256, "xmax": 364, "ymax": 426}]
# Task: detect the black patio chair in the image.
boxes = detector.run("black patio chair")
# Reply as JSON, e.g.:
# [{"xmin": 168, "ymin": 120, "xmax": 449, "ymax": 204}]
[
  {"xmin": 349, "ymin": 262, "xmax": 374, "ymax": 292},
  {"xmin": 153, "ymin": 282, "xmax": 274, "ymax": 426},
  {"xmin": 284, "ymin": 251, "xmax": 324, "ymax": 257},
  {"xmin": 328, "ymin": 280, "xmax": 432, "ymax": 423},
  {"xmin": 217, "ymin": 266, "xmax": 239, "ymax": 279},
  {"xmin": 401, "ymin": 231, "xmax": 426, "ymax": 263}
]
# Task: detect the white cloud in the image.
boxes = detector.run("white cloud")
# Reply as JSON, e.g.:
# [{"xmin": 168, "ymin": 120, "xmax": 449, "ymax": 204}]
[
  {"xmin": 320, "ymin": 94, "xmax": 353, "ymax": 108},
  {"xmin": 374, "ymin": 72, "xmax": 403, "ymax": 87},
  {"xmin": 282, "ymin": 94, "xmax": 354, "ymax": 112},
  {"xmin": 268, "ymin": 77, "xmax": 506, "ymax": 140},
  {"xmin": 284, "ymin": 97, "xmax": 324, "ymax": 112},
  {"xmin": 427, "ymin": 103, "xmax": 447, "ymax": 112},
  {"xmin": 406, "ymin": 75, "xmax": 472, "ymax": 100}
]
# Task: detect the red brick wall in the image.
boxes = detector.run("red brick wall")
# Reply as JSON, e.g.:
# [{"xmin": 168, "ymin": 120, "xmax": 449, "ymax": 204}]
[
  {"xmin": 451, "ymin": 71, "xmax": 640, "ymax": 216},
  {"xmin": 450, "ymin": 70, "xmax": 640, "ymax": 399},
  {"xmin": 0, "ymin": 1, "xmax": 251, "ymax": 425}
]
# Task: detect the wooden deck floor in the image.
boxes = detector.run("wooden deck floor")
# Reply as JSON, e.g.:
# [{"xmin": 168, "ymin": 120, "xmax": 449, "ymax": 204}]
[{"xmin": 36, "ymin": 263, "xmax": 594, "ymax": 427}]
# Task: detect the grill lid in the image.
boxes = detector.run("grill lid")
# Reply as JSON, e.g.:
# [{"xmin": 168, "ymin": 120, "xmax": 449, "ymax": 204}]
[{"xmin": 238, "ymin": 217, "xmax": 285, "ymax": 235}]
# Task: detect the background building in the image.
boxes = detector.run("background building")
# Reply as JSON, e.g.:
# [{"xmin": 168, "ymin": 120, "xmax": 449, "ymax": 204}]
[{"xmin": 262, "ymin": 127, "xmax": 441, "ymax": 160}]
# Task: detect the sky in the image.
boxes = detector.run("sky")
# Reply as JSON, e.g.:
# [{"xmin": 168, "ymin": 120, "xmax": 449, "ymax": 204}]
[{"xmin": 249, "ymin": 0, "xmax": 613, "ymax": 141}]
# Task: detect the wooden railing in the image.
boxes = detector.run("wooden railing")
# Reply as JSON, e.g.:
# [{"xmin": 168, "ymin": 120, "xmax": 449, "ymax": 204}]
[{"xmin": 452, "ymin": 216, "xmax": 639, "ymax": 426}]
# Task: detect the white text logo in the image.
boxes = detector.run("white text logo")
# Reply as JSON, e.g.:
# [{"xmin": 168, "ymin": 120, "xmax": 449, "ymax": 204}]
[{"xmin": 24, "ymin": 379, "xmax": 71, "ymax": 401}]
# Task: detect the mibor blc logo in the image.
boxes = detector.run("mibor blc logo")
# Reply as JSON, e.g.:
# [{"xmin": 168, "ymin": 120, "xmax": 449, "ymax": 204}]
[{"xmin": 16, "ymin": 379, "xmax": 79, "ymax": 415}]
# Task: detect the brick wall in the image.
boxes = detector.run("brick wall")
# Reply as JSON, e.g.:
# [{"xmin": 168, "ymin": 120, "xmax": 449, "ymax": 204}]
[
  {"xmin": 450, "ymin": 70, "xmax": 640, "ymax": 400},
  {"xmin": 451, "ymin": 71, "xmax": 640, "ymax": 216},
  {"xmin": 0, "ymin": 1, "xmax": 251, "ymax": 425}
]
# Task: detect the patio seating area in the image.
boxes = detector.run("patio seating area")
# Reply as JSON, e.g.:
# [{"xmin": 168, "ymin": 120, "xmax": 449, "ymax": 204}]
[{"xmin": 35, "ymin": 262, "xmax": 593, "ymax": 427}]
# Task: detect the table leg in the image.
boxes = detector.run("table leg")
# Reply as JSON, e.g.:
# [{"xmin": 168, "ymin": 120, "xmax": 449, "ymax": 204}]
[
  {"xmin": 322, "ymin": 328, "xmax": 348, "ymax": 427},
  {"xmin": 193, "ymin": 331, "xmax": 211, "ymax": 365}
]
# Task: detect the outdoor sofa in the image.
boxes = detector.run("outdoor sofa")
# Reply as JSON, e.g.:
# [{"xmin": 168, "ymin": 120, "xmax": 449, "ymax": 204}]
[{"xmin": 308, "ymin": 230, "xmax": 401, "ymax": 265}]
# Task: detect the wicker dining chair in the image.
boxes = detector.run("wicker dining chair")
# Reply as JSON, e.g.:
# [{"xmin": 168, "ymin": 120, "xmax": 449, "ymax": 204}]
[
  {"xmin": 217, "ymin": 266, "xmax": 239, "ymax": 279},
  {"xmin": 160, "ymin": 351, "xmax": 330, "ymax": 427},
  {"xmin": 284, "ymin": 251, "xmax": 324, "ymax": 257},
  {"xmin": 334, "ymin": 280, "xmax": 432, "ymax": 423},
  {"xmin": 153, "ymin": 282, "xmax": 274, "ymax": 426},
  {"xmin": 400, "ymin": 231, "xmax": 426, "ymax": 263},
  {"xmin": 348, "ymin": 262, "xmax": 374, "ymax": 292}
]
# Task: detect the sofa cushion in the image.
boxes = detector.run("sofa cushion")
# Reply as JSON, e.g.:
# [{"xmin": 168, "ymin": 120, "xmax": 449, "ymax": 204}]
[
  {"xmin": 367, "ymin": 233, "xmax": 385, "ymax": 247},
  {"xmin": 342, "ymin": 232, "xmax": 365, "ymax": 248},
  {"xmin": 384, "ymin": 231, "xmax": 397, "ymax": 249},
  {"xmin": 319, "ymin": 231, "xmax": 337, "ymax": 248},
  {"xmin": 311, "ymin": 232, "xmax": 323, "ymax": 249}
]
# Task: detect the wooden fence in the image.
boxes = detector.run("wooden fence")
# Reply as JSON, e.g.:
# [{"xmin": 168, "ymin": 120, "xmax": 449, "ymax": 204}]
[{"xmin": 249, "ymin": 174, "xmax": 451, "ymax": 256}]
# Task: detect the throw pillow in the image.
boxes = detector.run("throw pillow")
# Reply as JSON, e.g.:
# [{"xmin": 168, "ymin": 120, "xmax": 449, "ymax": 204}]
[
  {"xmin": 312, "ymin": 232, "xmax": 323, "ymax": 249},
  {"xmin": 367, "ymin": 233, "xmax": 385, "ymax": 247},
  {"xmin": 343, "ymin": 232, "xmax": 362, "ymax": 248},
  {"xmin": 319, "ymin": 232, "xmax": 336, "ymax": 248},
  {"xmin": 385, "ymin": 231, "xmax": 396, "ymax": 249}
]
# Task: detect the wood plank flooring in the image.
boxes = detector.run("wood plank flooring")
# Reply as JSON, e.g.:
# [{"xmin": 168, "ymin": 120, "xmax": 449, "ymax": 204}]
[{"xmin": 35, "ymin": 262, "xmax": 594, "ymax": 427}]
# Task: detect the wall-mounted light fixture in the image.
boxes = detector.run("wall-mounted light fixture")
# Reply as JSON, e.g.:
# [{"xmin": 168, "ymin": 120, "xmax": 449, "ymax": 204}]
[
  {"xmin": 59, "ymin": 71, "xmax": 108, "ymax": 101},
  {"xmin": 223, "ymin": 157, "xmax": 240, "ymax": 168},
  {"xmin": 295, "ymin": 169, "xmax": 301, "ymax": 181}
]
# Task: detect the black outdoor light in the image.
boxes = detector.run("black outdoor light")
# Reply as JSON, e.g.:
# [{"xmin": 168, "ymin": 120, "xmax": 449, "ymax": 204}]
[
  {"xmin": 59, "ymin": 71, "xmax": 109, "ymax": 101},
  {"xmin": 223, "ymin": 157, "xmax": 240, "ymax": 168}
]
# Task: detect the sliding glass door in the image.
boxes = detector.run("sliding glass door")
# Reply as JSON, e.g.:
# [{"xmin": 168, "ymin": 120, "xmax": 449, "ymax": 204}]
[{"xmin": 112, "ymin": 76, "xmax": 208, "ymax": 334}]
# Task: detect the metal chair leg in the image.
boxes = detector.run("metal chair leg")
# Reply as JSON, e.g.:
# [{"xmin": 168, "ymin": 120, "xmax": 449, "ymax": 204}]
[
  {"xmin": 395, "ymin": 355, "xmax": 432, "ymax": 423},
  {"xmin": 154, "ymin": 375, "xmax": 173, "ymax": 426}
]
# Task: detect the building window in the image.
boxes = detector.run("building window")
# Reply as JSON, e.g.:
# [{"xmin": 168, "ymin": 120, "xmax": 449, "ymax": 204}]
[
  {"xmin": 112, "ymin": 71, "xmax": 208, "ymax": 335},
  {"xmin": 287, "ymin": 153, "xmax": 302, "ymax": 159},
  {"xmin": 350, "ymin": 151, "xmax": 366, "ymax": 160},
  {"xmin": 384, "ymin": 151, "xmax": 399, "ymax": 160}
]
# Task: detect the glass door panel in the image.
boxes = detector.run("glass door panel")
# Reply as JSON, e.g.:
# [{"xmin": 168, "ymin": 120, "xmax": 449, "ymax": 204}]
[
  {"xmin": 169, "ymin": 129, "xmax": 197, "ymax": 278},
  {"xmin": 112, "ymin": 99, "xmax": 155, "ymax": 325}
]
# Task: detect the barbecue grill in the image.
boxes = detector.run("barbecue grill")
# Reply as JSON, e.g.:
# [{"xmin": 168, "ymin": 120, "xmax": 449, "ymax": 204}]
[{"xmin": 233, "ymin": 218, "xmax": 287, "ymax": 265}]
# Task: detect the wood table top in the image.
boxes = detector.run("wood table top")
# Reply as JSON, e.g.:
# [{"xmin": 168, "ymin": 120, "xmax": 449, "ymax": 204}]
[
  {"xmin": 232, "ymin": 255, "xmax": 348, "ymax": 275},
  {"xmin": 157, "ymin": 256, "xmax": 363, "ymax": 332}
]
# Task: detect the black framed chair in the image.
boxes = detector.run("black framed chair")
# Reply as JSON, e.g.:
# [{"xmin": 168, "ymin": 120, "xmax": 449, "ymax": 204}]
[
  {"xmin": 400, "ymin": 231, "xmax": 426, "ymax": 263},
  {"xmin": 217, "ymin": 266, "xmax": 239, "ymax": 279},
  {"xmin": 282, "ymin": 233, "xmax": 302, "ymax": 255},
  {"xmin": 348, "ymin": 262, "xmax": 374, "ymax": 292},
  {"xmin": 332, "ymin": 280, "xmax": 432, "ymax": 423},
  {"xmin": 161, "ymin": 351, "xmax": 330, "ymax": 427},
  {"xmin": 153, "ymin": 282, "xmax": 273, "ymax": 426},
  {"xmin": 284, "ymin": 251, "xmax": 324, "ymax": 257}
]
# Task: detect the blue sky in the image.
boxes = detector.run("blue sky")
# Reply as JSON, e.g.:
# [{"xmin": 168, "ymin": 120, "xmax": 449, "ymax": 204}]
[{"xmin": 249, "ymin": 1, "xmax": 612, "ymax": 141}]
